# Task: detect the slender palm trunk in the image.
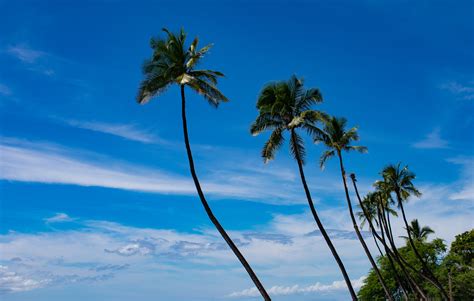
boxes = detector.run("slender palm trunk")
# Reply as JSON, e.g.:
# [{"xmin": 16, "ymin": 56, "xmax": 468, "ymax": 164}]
[
  {"xmin": 180, "ymin": 85, "xmax": 271, "ymax": 301},
  {"xmin": 350, "ymin": 175, "xmax": 409, "ymax": 299},
  {"xmin": 396, "ymin": 194, "xmax": 449, "ymax": 300},
  {"xmin": 337, "ymin": 154, "xmax": 393, "ymax": 300},
  {"xmin": 379, "ymin": 202, "xmax": 429, "ymax": 300},
  {"xmin": 290, "ymin": 130, "xmax": 357, "ymax": 300}
]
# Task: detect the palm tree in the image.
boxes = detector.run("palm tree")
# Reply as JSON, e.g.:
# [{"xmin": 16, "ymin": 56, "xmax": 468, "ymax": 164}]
[
  {"xmin": 250, "ymin": 76, "xmax": 358, "ymax": 300},
  {"xmin": 137, "ymin": 28, "xmax": 270, "ymax": 300},
  {"xmin": 401, "ymin": 219, "xmax": 434, "ymax": 242},
  {"xmin": 315, "ymin": 117, "xmax": 392, "ymax": 300},
  {"xmin": 379, "ymin": 163, "xmax": 448, "ymax": 299}
]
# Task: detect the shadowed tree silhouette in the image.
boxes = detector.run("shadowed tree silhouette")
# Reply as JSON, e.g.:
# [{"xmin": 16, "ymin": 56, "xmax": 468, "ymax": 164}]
[
  {"xmin": 136, "ymin": 28, "xmax": 270, "ymax": 300},
  {"xmin": 250, "ymin": 76, "xmax": 357, "ymax": 300}
]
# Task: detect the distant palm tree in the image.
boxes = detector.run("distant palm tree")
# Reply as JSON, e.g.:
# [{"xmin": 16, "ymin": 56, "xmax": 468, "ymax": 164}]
[
  {"xmin": 315, "ymin": 116, "xmax": 392, "ymax": 300},
  {"xmin": 400, "ymin": 219, "xmax": 434, "ymax": 242},
  {"xmin": 250, "ymin": 76, "xmax": 357, "ymax": 300},
  {"xmin": 137, "ymin": 28, "xmax": 270, "ymax": 300},
  {"xmin": 379, "ymin": 163, "xmax": 448, "ymax": 299}
]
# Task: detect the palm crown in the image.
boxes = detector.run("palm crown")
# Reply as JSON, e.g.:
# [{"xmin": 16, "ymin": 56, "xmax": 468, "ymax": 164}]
[
  {"xmin": 250, "ymin": 75, "xmax": 324, "ymax": 163},
  {"xmin": 358, "ymin": 191, "xmax": 397, "ymax": 228},
  {"xmin": 137, "ymin": 28, "xmax": 228, "ymax": 106},
  {"xmin": 401, "ymin": 219, "xmax": 434, "ymax": 241},
  {"xmin": 377, "ymin": 163, "xmax": 422, "ymax": 206},
  {"xmin": 315, "ymin": 116, "xmax": 368, "ymax": 169}
]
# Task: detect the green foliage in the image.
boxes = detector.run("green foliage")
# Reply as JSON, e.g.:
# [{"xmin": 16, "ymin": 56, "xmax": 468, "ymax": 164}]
[
  {"xmin": 137, "ymin": 27, "xmax": 228, "ymax": 106},
  {"xmin": 250, "ymin": 75, "xmax": 325, "ymax": 164},
  {"xmin": 358, "ymin": 230, "xmax": 474, "ymax": 300},
  {"xmin": 313, "ymin": 116, "xmax": 368, "ymax": 169}
]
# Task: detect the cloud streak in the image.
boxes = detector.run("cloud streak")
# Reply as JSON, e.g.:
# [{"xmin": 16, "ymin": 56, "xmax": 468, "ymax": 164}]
[
  {"xmin": 0, "ymin": 138, "xmax": 305, "ymax": 203},
  {"xmin": 412, "ymin": 127, "xmax": 449, "ymax": 149},
  {"xmin": 64, "ymin": 120, "xmax": 166, "ymax": 144},
  {"xmin": 440, "ymin": 80, "xmax": 474, "ymax": 100}
]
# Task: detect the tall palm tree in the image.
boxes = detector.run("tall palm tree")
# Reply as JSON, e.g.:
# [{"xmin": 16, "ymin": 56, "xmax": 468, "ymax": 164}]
[
  {"xmin": 315, "ymin": 117, "xmax": 392, "ymax": 300},
  {"xmin": 137, "ymin": 28, "xmax": 270, "ymax": 300},
  {"xmin": 379, "ymin": 163, "xmax": 448, "ymax": 299},
  {"xmin": 250, "ymin": 76, "xmax": 358, "ymax": 300},
  {"xmin": 401, "ymin": 219, "xmax": 434, "ymax": 242}
]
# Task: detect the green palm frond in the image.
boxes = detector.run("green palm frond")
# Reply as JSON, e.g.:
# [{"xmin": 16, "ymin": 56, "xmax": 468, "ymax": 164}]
[
  {"xmin": 137, "ymin": 27, "xmax": 227, "ymax": 107},
  {"xmin": 250, "ymin": 113, "xmax": 283, "ymax": 136},
  {"xmin": 251, "ymin": 75, "xmax": 324, "ymax": 165},
  {"xmin": 290, "ymin": 130, "xmax": 306, "ymax": 164},
  {"xmin": 262, "ymin": 127, "xmax": 285, "ymax": 163},
  {"xmin": 188, "ymin": 77, "xmax": 228, "ymax": 107},
  {"xmin": 319, "ymin": 150, "xmax": 335, "ymax": 169}
]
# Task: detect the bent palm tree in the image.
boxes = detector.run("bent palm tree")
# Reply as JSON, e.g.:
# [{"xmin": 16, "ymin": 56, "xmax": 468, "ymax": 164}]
[
  {"xmin": 137, "ymin": 28, "xmax": 270, "ymax": 300},
  {"xmin": 250, "ymin": 76, "xmax": 357, "ymax": 300},
  {"xmin": 315, "ymin": 117, "xmax": 392, "ymax": 300},
  {"xmin": 401, "ymin": 219, "xmax": 434, "ymax": 242},
  {"xmin": 379, "ymin": 163, "xmax": 448, "ymax": 299}
]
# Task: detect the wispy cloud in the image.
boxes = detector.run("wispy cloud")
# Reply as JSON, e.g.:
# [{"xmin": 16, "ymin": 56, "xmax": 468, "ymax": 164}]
[
  {"xmin": 64, "ymin": 119, "xmax": 166, "ymax": 144},
  {"xmin": 446, "ymin": 156, "xmax": 474, "ymax": 201},
  {"xmin": 412, "ymin": 127, "xmax": 449, "ymax": 149},
  {"xmin": 7, "ymin": 45, "xmax": 45, "ymax": 64},
  {"xmin": 228, "ymin": 276, "xmax": 366, "ymax": 298},
  {"xmin": 0, "ymin": 138, "xmax": 304, "ymax": 203},
  {"xmin": 44, "ymin": 213, "xmax": 75, "ymax": 224},
  {"xmin": 440, "ymin": 80, "xmax": 474, "ymax": 100}
]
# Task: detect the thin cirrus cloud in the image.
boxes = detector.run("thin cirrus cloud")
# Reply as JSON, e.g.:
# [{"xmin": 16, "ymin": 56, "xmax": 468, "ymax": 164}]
[
  {"xmin": 440, "ymin": 80, "xmax": 474, "ymax": 100},
  {"xmin": 0, "ymin": 138, "xmax": 304, "ymax": 203},
  {"xmin": 64, "ymin": 119, "xmax": 167, "ymax": 144},
  {"xmin": 6, "ymin": 45, "xmax": 45, "ymax": 64},
  {"xmin": 412, "ymin": 127, "xmax": 449, "ymax": 149}
]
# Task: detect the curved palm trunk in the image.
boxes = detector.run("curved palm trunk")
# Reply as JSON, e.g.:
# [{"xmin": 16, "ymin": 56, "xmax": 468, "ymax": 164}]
[
  {"xmin": 350, "ymin": 175, "xmax": 409, "ymax": 299},
  {"xmin": 337, "ymin": 154, "xmax": 393, "ymax": 301},
  {"xmin": 290, "ymin": 130, "xmax": 357, "ymax": 300},
  {"xmin": 396, "ymin": 194, "xmax": 449, "ymax": 300},
  {"xmin": 379, "ymin": 204, "xmax": 429, "ymax": 300},
  {"xmin": 181, "ymin": 85, "xmax": 271, "ymax": 301}
]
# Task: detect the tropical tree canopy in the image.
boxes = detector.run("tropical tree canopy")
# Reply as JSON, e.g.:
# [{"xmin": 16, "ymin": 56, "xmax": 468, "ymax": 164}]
[
  {"xmin": 137, "ymin": 28, "xmax": 228, "ymax": 106},
  {"xmin": 400, "ymin": 219, "xmax": 434, "ymax": 242},
  {"xmin": 376, "ymin": 163, "xmax": 422, "ymax": 206},
  {"xmin": 314, "ymin": 116, "xmax": 368, "ymax": 169},
  {"xmin": 250, "ymin": 75, "xmax": 325, "ymax": 164}
]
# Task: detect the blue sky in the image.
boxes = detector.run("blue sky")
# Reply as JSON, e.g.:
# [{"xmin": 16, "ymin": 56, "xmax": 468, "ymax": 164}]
[{"xmin": 0, "ymin": 0, "xmax": 473, "ymax": 300}]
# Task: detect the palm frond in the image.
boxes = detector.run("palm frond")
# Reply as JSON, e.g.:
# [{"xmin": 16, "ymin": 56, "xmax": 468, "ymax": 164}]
[
  {"xmin": 319, "ymin": 150, "xmax": 335, "ymax": 169},
  {"xmin": 188, "ymin": 76, "xmax": 229, "ymax": 107},
  {"xmin": 262, "ymin": 128, "xmax": 285, "ymax": 163},
  {"xmin": 290, "ymin": 130, "xmax": 306, "ymax": 164}
]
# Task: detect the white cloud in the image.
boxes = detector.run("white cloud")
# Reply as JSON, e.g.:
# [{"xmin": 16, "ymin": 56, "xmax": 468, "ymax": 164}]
[
  {"xmin": 0, "ymin": 138, "xmax": 306, "ymax": 204},
  {"xmin": 44, "ymin": 213, "xmax": 75, "ymax": 224},
  {"xmin": 0, "ymin": 265, "xmax": 48, "ymax": 293},
  {"xmin": 228, "ymin": 276, "xmax": 366, "ymax": 298},
  {"xmin": 412, "ymin": 127, "xmax": 449, "ymax": 149},
  {"xmin": 7, "ymin": 45, "xmax": 45, "ymax": 64},
  {"xmin": 64, "ymin": 120, "xmax": 166, "ymax": 144},
  {"xmin": 440, "ymin": 81, "xmax": 474, "ymax": 100}
]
